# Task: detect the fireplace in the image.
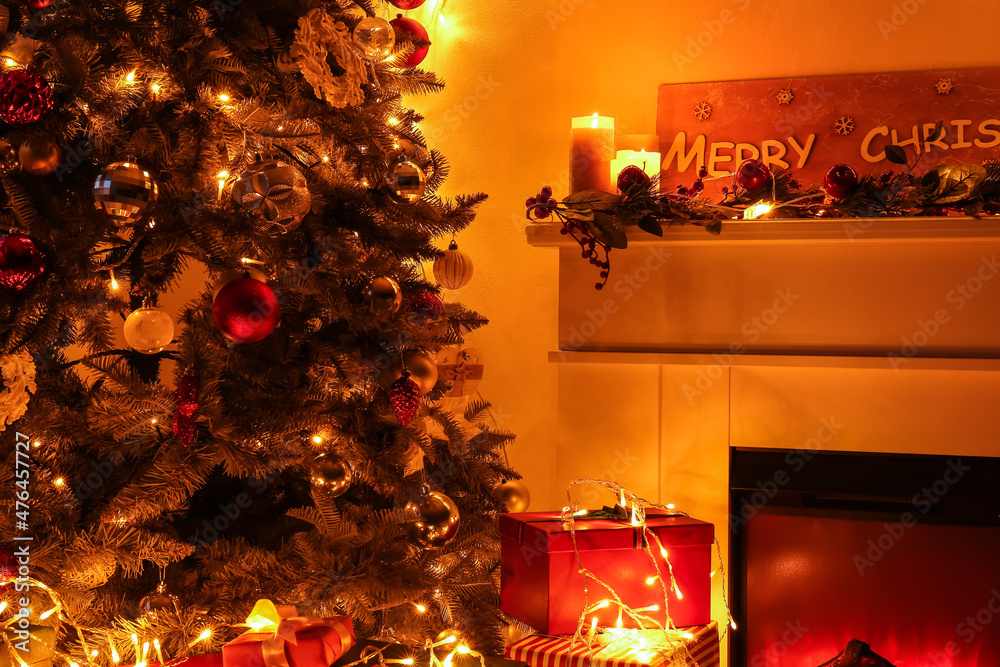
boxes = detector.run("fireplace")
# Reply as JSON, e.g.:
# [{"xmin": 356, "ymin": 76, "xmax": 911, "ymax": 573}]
[{"xmin": 729, "ymin": 448, "xmax": 1000, "ymax": 667}]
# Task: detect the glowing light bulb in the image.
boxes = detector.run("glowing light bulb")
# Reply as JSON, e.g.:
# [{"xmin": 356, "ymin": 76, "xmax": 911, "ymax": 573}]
[
  {"xmin": 0, "ymin": 602, "xmax": 6, "ymax": 613},
  {"xmin": 4, "ymin": 58, "xmax": 16, "ymax": 67},
  {"xmin": 742, "ymin": 202, "xmax": 772, "ymax": 220},
  {"xmin": 456, "ymin": 646, "xmax": 470, "ymax": 655},
  {"xmin": 217, "ymin": 171, "xmax": 228, "ymax": 200},
  {"xmin": 53, "ymin": 479, "xmax": 64, "ymax": 487},
  {"xmin": 388, "ymin": 117, "xmax": 399, "ymax": 125},
  {"xmin": 730, "ymin": 621, "xmax": 738, "ymax": 630},
  {"xmin": 660, "ymin": 547, "xmax": 668, "ymax": 559},
  {"xmin": 402, "ymin": 661, "xmax": 414, "ymax": 666},
  {"xmin": 586, "ymin": 617, "xmax": 598, "ymax": 642},
  {"xmin": 710, "ymin": 569, "xmax": 717, "ymax": 578},
  {"xmin": 151, "ymin": 83, "xmax": 160, "ymax": 93},
  {"xmin": 440, "ymin": 635, "xmax": 456, "ymax": 644},
  {"xmin": 673, "ymin": 583, "xmax": 684, "ymax": 600},
  {"xmin": 90, "ymin": 651, "xmax": 99, "ymax": 659},
  {"xmin": 438, "ymin": 12, "xmax": 450, "ymax": 26},
  {"xmin": 189, "ymin": 629, "xmax": 212, "ymax": 646},
  {"xmin": 110, "ymin": 644, "xmax": 120, "ymax": 663},
  {"xmin": 151, "ymin": 418, "xmax": 157, "ymax": 425},
  {"xmin": 312, "ymin": 435, "xmax": 323, "ymax": 444},
  {"xmin": 574, "ymin": 509, "xmax": 588, "ymax": 516},
  {"xmin": 218, "ymin": 93, "xmax": 231, "ymax": 102},
  {"xmin": 414, "ymin": 603, "xmax": 426, "ymax": 613},
  {"xmin": 322, "ymin": 156, "xmax": 330, "ymax": 162},
  {"xmin": 681, "ymin": 632, "xmax": 694, "ymax": 640},
  {"xmin": 126, "ymin": 70, "xmax": 136, "ymax": 83},
  {"xmin": 645, "ymin": 576, "xmax": 657, "ymax": 585},
  {"xmin": 33, "ymin": 441, "xmax": 40, "ymax": 447},
  {"xmin": 616, "ymin": 608, "xmax": 623, "ymax": 628},
  {"xmin": 666, "ymin": 503, "xmax": 675, "ymax": 510},
  {"xmin": 277, "ymin": 126, "xmax": 284, "ymax": 131}
]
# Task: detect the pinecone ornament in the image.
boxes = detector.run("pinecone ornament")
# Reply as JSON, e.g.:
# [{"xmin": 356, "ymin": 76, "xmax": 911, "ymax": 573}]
[
  {"xmin": 390, "ymin": 371, "xmax": 420, "ymax": 425},
  {"xmin": 0, "ymin": 70, "xmax": 54, "ymax": 124}
]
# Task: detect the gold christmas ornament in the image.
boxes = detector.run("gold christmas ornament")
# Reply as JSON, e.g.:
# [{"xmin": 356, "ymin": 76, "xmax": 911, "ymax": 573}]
[
  {"xmin": 395, "ymin": 136, "xmax": 433, "ymax": 175},
  {"xmin": 309, "ymin": 453, "xmax": 353, "ymax": 499},
  {"xmin": 290, "ymin": 8, "xmax": 369, "ymax": 108},
  {"xmin": 123, "ymin": 307, "xmax": 175, "ymax": 354},
  {"xmin": 353, "ymin": 16, "xmax": 395, "ymax": 60},
  {"xmin": 231, "ymin": 159, "xmax": 312, "ymax": 234},
  {"xmin": 18, "ymin": 136, "xmax": 61, "ymax": 175},
  {"xmin": 0, "ymin": 350, "xmax": 36, "ymax": 432},
  {"xmin": 93, "ymin": 161, "xmax": 158, "ymax": 225},
  {"xmin": 382, "ymin": 350, "xmax": 439, "ymax": 396},
  {"xmin": 405, "ymin": 489, "xmax": 460, "ymax": 549},
  {"xmin": 387, "ymin": 159, "xmax": 426, "ymax": 203},
  {"xmin": 366, "ymin": 276, "xmax": 403, "ymax": 313},
  {"xmin": 0, "ymin": 142, "xmax": 20, "ymax": 176},
  {"xmin": 433, "ymin": 241, "xmax": 473, "ymax": 290},
  {"xmin": 212, "ymin": 266, "xmax": 269, "ymax": 300},
  {"xmin": 497, "ymin": 479, "xmax": 530, "ymax": 513},
  {"xmin": 139, "ymin": 581, "xmax": 180, "ymax": 620}
]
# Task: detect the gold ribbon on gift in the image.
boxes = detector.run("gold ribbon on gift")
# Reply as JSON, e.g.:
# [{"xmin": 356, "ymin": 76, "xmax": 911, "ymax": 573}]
[{"xmin": 239, "ymin": 600, "xmax": 354, "ymax": 667}]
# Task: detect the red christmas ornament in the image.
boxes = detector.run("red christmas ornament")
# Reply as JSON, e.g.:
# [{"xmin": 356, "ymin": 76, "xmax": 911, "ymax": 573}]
[
  {"xmin": 389, "ymin": 14, "xmax": 430, "ymax": 68},
  {"xmin": 0, "ymin": 548, "xmax": 14, "ymax": 591},
  {"xmin": 389, "ymin": 0, "xmax": 426, "ymax": 7},
  {"xmin": 0, "ymin": 70, "xmax": 54, "ymax": 125},
  {"xmin": 735, "ymin": 159, "xmax": 771, "ymax": 191},
  {"xmin": 212, "ymin": 277, "xmax": 280, "ymax": 343},
  {"xmin": 0, "ymin": 233, "xmax": 47, "ymax": 291},
  {"xmin": 617, "ymin": 165, "xmax": 651, "ymax": 193},
  {"xmin": 408, "ymin": 292, "xmax": 445, "ymax": 319},
  {"xmin": 823, "ymin": 164, "xmax": 859, "ymax": 200},
  {"xmin": 389, "ymin": 371, "xmax": 420, "ymax": 425},
  {"xmin": 171, "ymin": 372, "xmax": 199, "ymax": 446},
  {"xmin": 21, "ymin": 0, "xmax": 54, "ymax": 10}
]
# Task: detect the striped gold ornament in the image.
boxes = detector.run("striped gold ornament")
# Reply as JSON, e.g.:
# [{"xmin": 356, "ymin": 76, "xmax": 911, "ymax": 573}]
[{"xmin": 433, "ymin": 240, "xmax": 473, "ymax": 290}]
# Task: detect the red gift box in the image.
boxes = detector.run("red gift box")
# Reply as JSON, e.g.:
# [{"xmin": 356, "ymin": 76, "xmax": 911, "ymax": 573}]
[
  {"xmin": 222, "ymin": 600, "xmax": 354, "ymax": 667},
  {"xmin": 500, "ymin": 510, "xmax": 713, "ymax": 634},
  {"xmin": 504, "ymin": 622, "xmax": 719, "ymax": 667}
]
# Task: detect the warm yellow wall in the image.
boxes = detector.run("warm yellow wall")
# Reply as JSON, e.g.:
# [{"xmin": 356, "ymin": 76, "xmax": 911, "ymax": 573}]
[{"xmin": 411, "ymin": 0, "xmax": 1000, "ymax": 509}]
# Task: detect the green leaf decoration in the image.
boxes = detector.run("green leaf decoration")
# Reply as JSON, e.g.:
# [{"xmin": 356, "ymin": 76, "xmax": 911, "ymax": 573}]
[
  {"xmin": 935, "ymin": 164, "xmax": 986, "ymax": 204},
  {"xmin": 564, "ymin": 190, "xmax": 620, "ymax": 212},
  {"xmin": 637, "ymin": 215, "xmax": 663, "ymax": 237},
  {"xmin": 586, "ymin": 211, "xmax": 628, "ymax": 249},
  {"xmin": 884, "ymin": 145, "xmax": 908, "ymax": 165}
]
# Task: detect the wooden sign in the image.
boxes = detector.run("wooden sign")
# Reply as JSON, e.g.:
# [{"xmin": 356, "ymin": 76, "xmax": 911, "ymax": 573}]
[{"xmin": 655, "ymin": 68, "xmax": 1000, "ymax": 194}]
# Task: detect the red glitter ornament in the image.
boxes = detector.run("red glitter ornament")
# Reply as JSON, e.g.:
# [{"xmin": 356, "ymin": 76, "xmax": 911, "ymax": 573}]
[
  {"xmin": 823, "ymin": 164, "xmax": 859, "ymax": 200},
  {"xmin": 0, "ymin": 232, "xmax": 47, "ymax": 291},
  {"xmin": 390, "ymin": 371, "xmax": 420, "ymax": 425},
  {"xmin": 735, "ymin": 159, "xmax": 771, "ymax": 191},
  {"xmin": 171, "ymin": 372, "xmax": 199, "ymax": 446},
  {"xmin": 0, "ymin": 70, "xmax": 54, "ymax": 124},
  {"xmin": 0, "ymin": 548, "xmax": 14, "ymax": 591},
  {"xmin": 212, "ymin": 277, "xmax": 280, "ymax": 343},
  {"xmin": 388, "ymin": 0, "xmax": 426, "ymax": 8},
  {"xmin": 389, "ymin": 14, "xmax": 430, "ymax": 68},
  {"xmin": 617, "ymin": 165, "xmax": 651, "ymax": 193},
  {"xmin": 408, "ymin": 292, "xmax": 445, "ymax": 319}
]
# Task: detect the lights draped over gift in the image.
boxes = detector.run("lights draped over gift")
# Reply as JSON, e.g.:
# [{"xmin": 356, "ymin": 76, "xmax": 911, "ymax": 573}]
[{"xmin": 500, "ymin": 480, "xmax": 735, "ymax": 667}]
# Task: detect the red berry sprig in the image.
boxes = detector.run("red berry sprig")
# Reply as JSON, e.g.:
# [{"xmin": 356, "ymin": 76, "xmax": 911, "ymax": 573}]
[
  {"xmin": 560, "ymin": 218, "xmax": 611, "ymax": 290},
  {"xmin": 525, "ymin": 186, "xmax": 558, "ymax": 220}
]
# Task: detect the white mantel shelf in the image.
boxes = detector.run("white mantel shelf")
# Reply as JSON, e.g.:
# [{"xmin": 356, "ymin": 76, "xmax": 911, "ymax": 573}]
[
  {"xmin": 526, "ymin": 216, "xmax": 1000, "ymax": 246},
  {"xmin": 550, "ymin": 350, "xmax": 1000, "ymax": 371}
]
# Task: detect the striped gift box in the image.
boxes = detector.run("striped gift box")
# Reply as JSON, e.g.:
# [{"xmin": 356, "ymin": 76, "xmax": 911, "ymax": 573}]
[{"xmin": 504, "ymin": 623, "xmax": 719, "ymax": 667}]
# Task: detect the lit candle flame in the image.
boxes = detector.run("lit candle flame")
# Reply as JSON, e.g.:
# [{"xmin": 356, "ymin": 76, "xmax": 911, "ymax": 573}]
[{"xmin": 591, "ymin": 112, "xmax": 599, "ymax": 129}]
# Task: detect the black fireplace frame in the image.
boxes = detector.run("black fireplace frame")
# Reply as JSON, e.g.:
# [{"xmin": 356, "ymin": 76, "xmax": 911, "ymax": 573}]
[{"xmin": 728, "ymin": 447, "xmax": 1000, "ymax": 667}]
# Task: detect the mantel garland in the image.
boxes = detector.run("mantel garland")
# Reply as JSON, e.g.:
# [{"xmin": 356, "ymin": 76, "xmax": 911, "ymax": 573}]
[{"xmin": 528, "ymin": 122, "xmax": 1000, "ymax": 289}]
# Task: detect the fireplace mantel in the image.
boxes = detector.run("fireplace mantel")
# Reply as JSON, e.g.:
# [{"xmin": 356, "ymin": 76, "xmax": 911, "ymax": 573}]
[
  {"xmin": 526, "ymin": 216, "xmax": 1000, "ymax": 246},
  {"xmin": 537, "ymin": 215, "xmax": 1000, "ymax": 666}
]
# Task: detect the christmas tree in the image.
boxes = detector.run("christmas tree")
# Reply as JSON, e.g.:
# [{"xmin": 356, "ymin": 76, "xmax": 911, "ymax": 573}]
[{"xmin": 0, "ymin": 0, "xmax": 520, "ymax": 661}]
